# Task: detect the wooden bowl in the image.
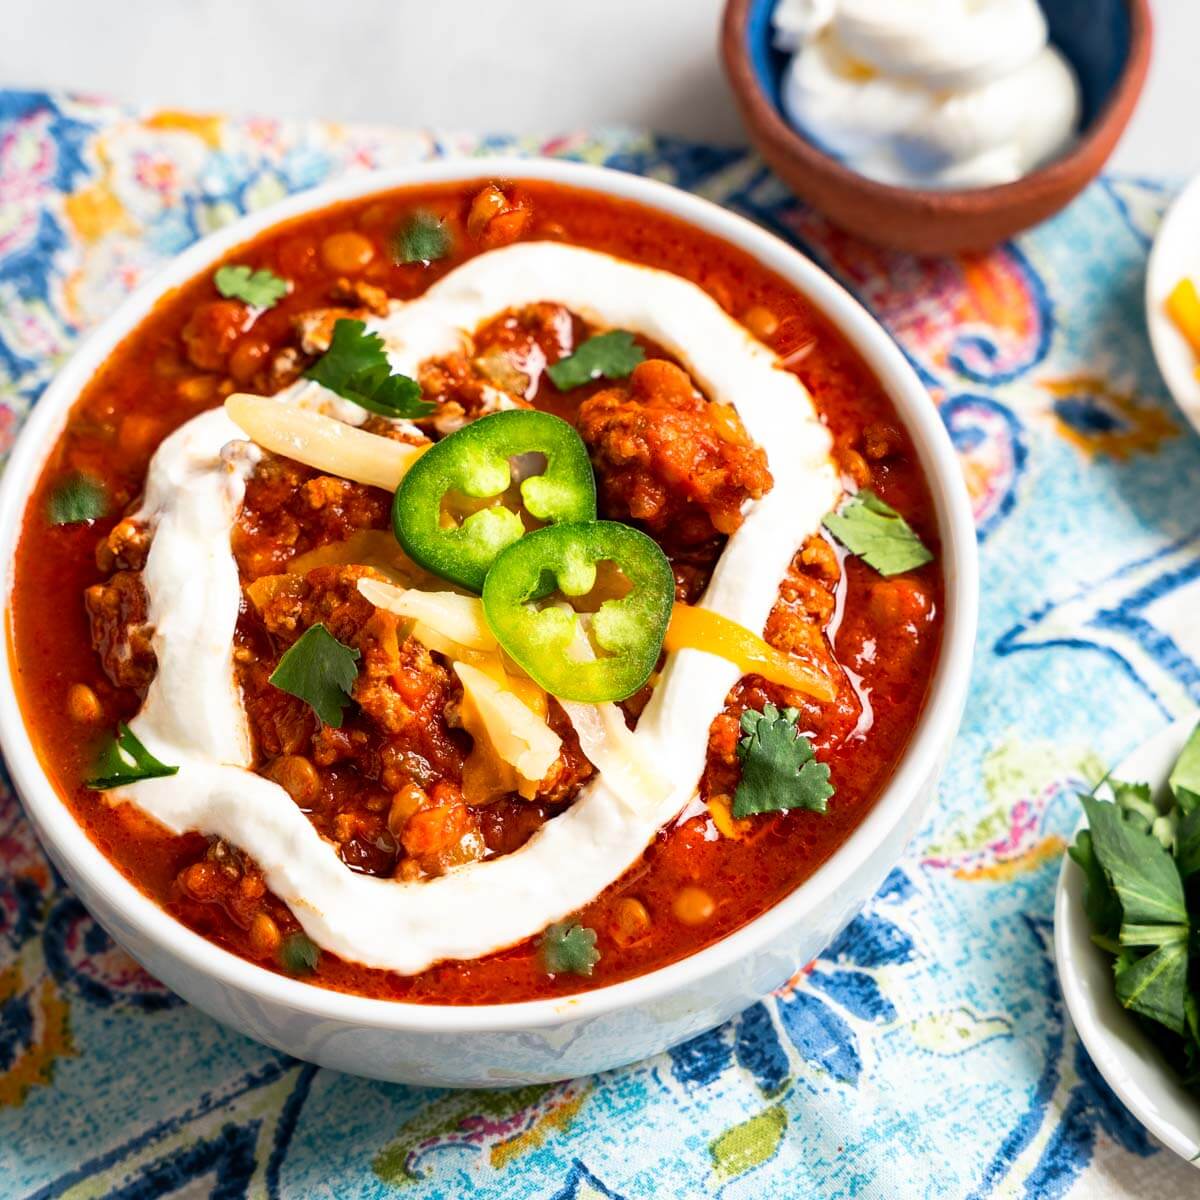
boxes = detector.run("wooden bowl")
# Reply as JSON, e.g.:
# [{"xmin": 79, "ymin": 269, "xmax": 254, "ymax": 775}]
[{"xmin": 721, "ymin": 0, "xmax": 1152, "ymax": 255}]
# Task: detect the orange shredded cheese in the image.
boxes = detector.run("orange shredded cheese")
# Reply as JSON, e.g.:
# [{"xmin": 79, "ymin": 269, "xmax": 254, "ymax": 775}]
[
  {"xmin": 664, "ymin": 604, "xmax": 836, "ymax": 703},
  {"xmin": 1166, "ymin": 278, "xmax": 1200, "ymax": 360}
]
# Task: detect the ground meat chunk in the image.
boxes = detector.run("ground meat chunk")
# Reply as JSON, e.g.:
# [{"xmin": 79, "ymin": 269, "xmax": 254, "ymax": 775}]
[
  {"xmin": 329, "ymin": 276, "xmax": 390, "ymax": 315},
  {"xmin": 181, "ymin": 300, "xmax": 251, "ymax": 370},
  {"xmin": 233, "ymin": 454, "xmax": 391, "ymax": 579},
  {"xmin": 293, "ymin": 307, "xmax": 359, "ymax": 355},
  {"xmin": 578, "ymin": 359, "xmax": 773, "ymax": 546},
  {"xmin": 84, "ymin": 570, "xmax": 156, "ymax": 691},
  {"xmin": 95, "ymin": 516, "xmax": 152, "ymax": 573}
]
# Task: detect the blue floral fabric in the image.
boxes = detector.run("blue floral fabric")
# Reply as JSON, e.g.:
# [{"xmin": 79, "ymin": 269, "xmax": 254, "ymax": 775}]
[{"xmin": 0, "ymin": 90, "xmax": 1198, "ymax": 1197}]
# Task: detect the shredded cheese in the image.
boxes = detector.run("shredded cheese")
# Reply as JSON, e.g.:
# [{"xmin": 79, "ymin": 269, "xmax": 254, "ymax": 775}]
[
  {"xmin": 558, "ymin": 698, "xmax": 670, "ymax": 815},
  {"xmin": 664, "ymin": 603, "xmax": 836, "ymax": 702},
  {"xmin": 357, "ymin": 577, "xmax": 496, "ymax": 651},
  {"xmin": 453, "ymin": 661, "xmax": 561, "ymax": 797},
  {"xmin": 225, "ymin": 392, "xmax": 425, "ymax": 491}
]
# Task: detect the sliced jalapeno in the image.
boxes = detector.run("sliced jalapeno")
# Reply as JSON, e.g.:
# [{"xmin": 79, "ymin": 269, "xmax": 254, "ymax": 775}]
[
  {"xmin": 482, "ymin": 520, "xmax": 674, "ymax": 703},
  {"xmin": 392, "ymin": 409, "xmax": 596, "ymax": 592}
]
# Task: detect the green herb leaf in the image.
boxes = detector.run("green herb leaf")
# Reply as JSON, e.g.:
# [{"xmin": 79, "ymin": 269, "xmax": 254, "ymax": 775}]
[
  {"xmin": 280, "ymin": 931, "xmax": 320, "ymax": 975},
  {"xmin": 732, "ymin": 702, "xmax": 834, "ymax": 819},
  {"xmin": 546, "ymin": 331, "xmax": 645, "ymax": 391},
  {"xmin": 539, "ymin": 921, "xmax": 600, "ymax": 976},
  {"xmin": 1081, "ymin": 794, "xmax": 1187, "ymax": 928},
  {"xmin": 46, "ymin": 472, "xmax": 109, "ymax": 525},
  {"xmin": 1176, "ymin": 807, "xmax": 1200, "ymax": 879},
  {"xmin": 87, "ymin": 723, "xmax": 179, "ymax": 790},
  {"xmin": 822, "ymin": 489, "xmax": 933, "ymax": 577},
  {"xmin": 1168, "ymin": 720, "xmax": 1200, "ymax": 815},
  {"xmin": 214, "ymin": 264, "xmax": 289, "ymax": 309},
  {"xmin": 393, "ymin": 212, "xmax": 451, "ymax": 264},
  {"xmin": 1068, "ymin": 828, "xmax": 1122, "ymax": 938},
  {"xmin": 303, "ymin": 318, "xmax": 434, "ymax": 419},
  {"xmin": 269, "ymin": 623, "xmax": 361, "ymax": 727},
  {"xmin": 1115, "ymin": 941, "xmax": 1189, "ymax": 1035}
]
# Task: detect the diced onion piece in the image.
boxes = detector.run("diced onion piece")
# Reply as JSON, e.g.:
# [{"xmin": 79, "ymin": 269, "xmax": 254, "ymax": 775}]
[
  {"xmin": 225, "ymin": 392, "xmax": 425, "ymax": 491},
  {"xmin": 558, "ymin": 698, "xmax": 670, "ymax": 815},
  {"xmin": 357, "ymin": 578, "xmax": 496, "ymax": 651},
  {"xmin": 1166, "ymin": 278, "xmax": 1200, "ymax": 358},
  {"xmin": 664, "ymin": 604, "xmax": 836, "ymax": 703},
  {"xmin": 453, "ymin": 661, "xmax": 561, "ymax": 795}
]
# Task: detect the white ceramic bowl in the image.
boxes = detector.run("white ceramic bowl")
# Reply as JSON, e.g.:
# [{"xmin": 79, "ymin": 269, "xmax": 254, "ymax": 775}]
[
  {"xmin": 1146, "ymin": 172, "xmax": 1200, "ymax": 434},
  {"xmin": 0, "ymin": 158, "xmax": 978, "ymax": 1086},
  {"xmin": 1055, "ymin": 717, "xmax": 1200, "ymax": 1167}
]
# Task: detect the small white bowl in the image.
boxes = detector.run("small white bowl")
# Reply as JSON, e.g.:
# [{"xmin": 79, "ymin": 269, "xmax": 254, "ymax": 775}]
[
  {"xmin": 0, "ymin": 157, "xmax": 978, "ymax": 1086},
  {"xmin": 1055, "ymin": 716, "xmax": 1200, "ymax": 1166},
  {"xmin": 1146, "ymin": 173, "xmax": 1200, "ymax": 434}
]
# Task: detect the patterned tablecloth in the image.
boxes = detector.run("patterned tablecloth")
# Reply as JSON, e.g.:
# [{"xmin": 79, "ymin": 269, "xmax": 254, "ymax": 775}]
[{"xmin": 1, "ymin": 88, "xmax": 1199, "ymax": 1199}]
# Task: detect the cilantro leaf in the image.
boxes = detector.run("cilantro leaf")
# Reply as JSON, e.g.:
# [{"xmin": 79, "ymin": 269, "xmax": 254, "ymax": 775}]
[
  {"xmin": 1080, "ymin": 794, "xmax": 1187, "ymax": 928},
  {"xmin": 732, "ymin": 702, "xmax": 833, "ymax": 819},
  {"xmin": 546, "ymin": 331, "xmax": 645, "ymax": 391},
  {"xmin": 1168, "ymin": 720, "xmax": 1200, "ymax": 815},
  {"xmin": 304, "ymin": 318, "xmax": 434, "ymax": 419},
  {"xmin": 1176, "ymin": 807, "xmax": 1200, "ymax": 879},
  {"xmin": 87, "ymin": 723, "xmax": 179, "ymax": 790},
  {"xmin": 1115, "ymin": 940, "xmax": 1189, "ymax": 1035},
  {"xmin": 1067, "ymin": 827, "xmax": 1122, "ymax": 938},
  {"xmin": 269, "ymin": 623, "xmax": 360, "ymax": 727},
  {"xmin": 46, "ymin": 472, "xmax": 109, "ymax": 525},
  {"xmin": 214, "ymin": 264, "xmax": 289, "ymax": 309},
  {"xmin": 822, "ymin": 489, "xmax": 933, "ymax": 577},
  {"xmin": 280, "ymin": 931, "xmax": 320, "ymax": 976},
  {"xmin": 393, "ymin": 212, "xmax": 451, "ymax": 264},
  {"xmin": 539, "ymin": 921, "xmax": 600, "ymax": 976}
]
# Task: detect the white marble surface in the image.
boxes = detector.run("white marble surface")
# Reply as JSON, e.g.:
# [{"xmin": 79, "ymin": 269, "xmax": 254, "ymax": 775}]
[{"xmin": 1, "ymin": 0, "xmax": 1195, "ymax": 177}]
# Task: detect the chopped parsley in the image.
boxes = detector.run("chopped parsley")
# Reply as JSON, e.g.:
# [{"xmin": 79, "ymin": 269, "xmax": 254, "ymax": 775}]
[
  {"xmin": 546, "ymin": 331, "xmax": 645, "ymax": 391},
  {"xmin": 1070, "ymin": 722, "xmax": 1200, "ymax": 1074},
  {"xmin": 269, "ymin": 623, "xmax": 361, "ymax": 728},
  {"xmin": 539, "ymin": 921, "xmax": 600, "ymax": 977},
  {"xmin": 393, "ymin": 211, "xmax": 452, "ymax": 264},
  {"xmin": 303, "ymin": 318, "xmax": 434, "ymax": 419},
  {"xmin": 280, "ymin": 931, "xmax": 320, "ymax": 976},
  {"xmin": 87, "ymin": 724, "xmax": 179, "ymax": 790},
  {"xmin": 214, "ymin": 264, "xmax": 289, "ymax": 309},
  {"xmin": 822, "ymin": 489, "xmax": 933, "ymax": 577},
  {"xmin": 732, "ymin": 702, "xmax": 833, "ymax": 819},
  {"xmin": 46, "ymin": 472, "xmax": 109, "ymax": 525}
]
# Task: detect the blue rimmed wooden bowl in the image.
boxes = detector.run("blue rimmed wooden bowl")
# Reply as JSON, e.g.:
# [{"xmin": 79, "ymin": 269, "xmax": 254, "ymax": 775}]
[{"xmin": 721, "ymin": 0, "xmax": 1152, "ymax": 254}]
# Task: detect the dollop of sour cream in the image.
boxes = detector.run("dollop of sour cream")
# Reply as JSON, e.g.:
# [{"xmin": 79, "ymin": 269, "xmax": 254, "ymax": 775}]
[
  {"xmin": 774, "ymin": 0, "xmax": 1081, "ymax": 189},
  {"xmin": 116, "ymin": 243, "xmax": 839, "ymax": 974}
]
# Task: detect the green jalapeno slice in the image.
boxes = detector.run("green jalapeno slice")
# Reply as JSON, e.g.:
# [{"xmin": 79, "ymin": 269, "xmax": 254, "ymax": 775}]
[
  {"xmin": 481, "ymin": 520, "xmax": 674, "ymax": 703},
  {"xmin": 391, "ymin": 409, "xmax": 596, "ymax": 592}
]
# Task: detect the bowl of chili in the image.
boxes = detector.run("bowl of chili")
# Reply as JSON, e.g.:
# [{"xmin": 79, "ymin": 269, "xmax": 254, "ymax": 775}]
[{"xmin": 0, "ymin": 158, "xmax": 977, "ymax": 1085}]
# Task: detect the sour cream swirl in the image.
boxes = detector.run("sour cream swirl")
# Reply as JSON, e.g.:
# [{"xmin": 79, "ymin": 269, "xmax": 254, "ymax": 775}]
[
  {"xmin": 115, "ymin": 243, "xmax": 840, "ymax": 974},
  {"xmin": 774, "ymin": 0, "xmax": 1081, "ymax": 189}
]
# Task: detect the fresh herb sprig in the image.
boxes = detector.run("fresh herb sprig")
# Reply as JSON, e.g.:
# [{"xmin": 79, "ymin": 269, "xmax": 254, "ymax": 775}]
[
  {"xmin": 732, "ymin": 702, "xmax": 833, "ymax": 819},
  {"xmin": 304, "ymin": 318, "xmax": 434, "ymax": 419},
  {"xmin": 214, "ymin": 264, "xmax": 289, "ymax": 309},
  {"xmin": 87, "ymin": 724, "xmax": 178, "ymax": 790},
  {"xmin": 823, "ymin": 489, "xmax": 933, "ymax": 577},
  {"xmin": 392, "ymin": 212, "xmax": 452, "ymax": 265},
  {"xmin": 546, "ymin": 331, "xmax": 644, "ymax": 391},
  {"xmin": 46, "ymin": 472, "xmax": 109, "ymax": 526},
  {"xmin": 269, "ymin": 623, "xmax": 361, "ymax": 728},
  {"xmin": 1070, "ymin": 722, "xmax": 1200, "ymax": 1085},
  {"xmin": 539, "ymin": 921, "xmax": 600, "ymax": 977}
]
